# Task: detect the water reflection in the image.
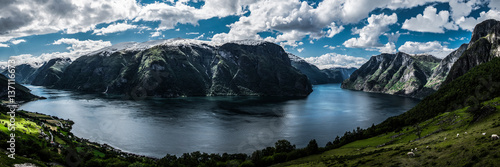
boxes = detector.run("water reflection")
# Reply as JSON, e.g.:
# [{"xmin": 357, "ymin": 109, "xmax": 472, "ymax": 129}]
[{"xmin": 20, "ymin": 84, "xmax": 419, "ymax": 158}]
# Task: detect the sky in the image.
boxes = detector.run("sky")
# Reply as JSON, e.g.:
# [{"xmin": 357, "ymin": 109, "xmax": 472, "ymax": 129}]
[{"xmin": 1, "ymin": 0, "xmax": 499, "ymax": 68}]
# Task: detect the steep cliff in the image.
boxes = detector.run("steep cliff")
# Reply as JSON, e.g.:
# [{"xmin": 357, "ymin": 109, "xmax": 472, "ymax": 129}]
[
  {"xmin": 341, "ymin": 52, "xmax": 440, "ymax": 98},
  {"xmin": 444, "ymin": 19, "xmax": 500, "ymax": 85},
  {"xmin": 342, "ymin": 19, "xmax": 500, "ymax": 99},
  {"xmin": 424, "ymin": 44, "xmax": 468, "ymax": 90}
]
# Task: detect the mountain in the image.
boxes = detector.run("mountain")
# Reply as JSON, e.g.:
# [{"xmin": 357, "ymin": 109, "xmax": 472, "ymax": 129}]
[
  {"xmin": 424, "ymin": 44, "xmax": 468, "ymax": 90},
  {"xmin": 341, "ymin": 20, "xmax": 500, "ymax": 99},
  {"xmin": 277, "ymin": 57, "xmax": 500, "ymax": 167},
  {"xmin": 30, "ymin": 58, "xmax": 72, "ymax": 86},
  {"xmin": 341, "ymin": 52, "xmax": 441, "ymax": 98},
  {"xmin": 1, "ymin": 58, "xmax": 71, "ymax": 86},
  {"xmin": 0, "ymin": 74, "xmax": 40, "ymax": 102},
  {"xmin": 288, "ymin": 53, "xmax": 356, "ymax": 84},
  {"xmin": 46, "ymin": 39, "xmax": 312, "ymax": 97},
  {"xmin": 321, "ymin": 67, "xmax": 357, "ymax": 83},
  {"xmin": 3, "ymin": 64, "xmax": 38, "ymax": 84},
  {"xmin": 276, "ymin": 20, "xmax": 500, "ymax": 167},
  {"xmin": 444, "ymin": 19, "xmax": 500, "ymax": 85}
]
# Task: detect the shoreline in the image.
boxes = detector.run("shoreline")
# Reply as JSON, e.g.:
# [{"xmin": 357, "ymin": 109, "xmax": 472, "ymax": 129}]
[
  {"xmin": 0, "ymin": 107, "xmax": 160, "ymax": 166},
  {"xmin": 26, "ymin": 110, "xmax": 160, "ymax": 160}
]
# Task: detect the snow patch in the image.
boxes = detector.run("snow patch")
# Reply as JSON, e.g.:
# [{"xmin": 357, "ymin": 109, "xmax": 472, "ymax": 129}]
[
  {"xmin": 230, "ymin": 39, "xmax": 267, "ymax": 46},
  {"xmin": 89, "ymin": 38, "xmax": 219, "ymax": 57},
  {"xmin": 287, "ymin": 53, "xmax": 306, "ymax": 62}
]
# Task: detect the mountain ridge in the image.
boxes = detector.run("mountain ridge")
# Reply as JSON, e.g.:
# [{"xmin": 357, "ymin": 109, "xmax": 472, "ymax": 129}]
[
  {"xmin": 25, "ymin": 40, "xmax": 314, "ymax": 97},
  {"xmin": 341, "ymin": 52, "xmax": 441, "ymax": 99},
  {"xmin": 443, "ymin": 19, "xmax": 500, "ymax": 85}
]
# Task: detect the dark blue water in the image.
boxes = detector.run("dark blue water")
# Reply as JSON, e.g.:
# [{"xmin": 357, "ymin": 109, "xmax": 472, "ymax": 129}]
[{"xmin": 20, "ymin": 84, "xmax": 419, "ymax": 158}]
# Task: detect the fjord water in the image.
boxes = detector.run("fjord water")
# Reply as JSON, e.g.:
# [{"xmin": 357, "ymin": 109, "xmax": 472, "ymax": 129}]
[{"xmin": 20, "ymin": 84, "xmax": 419, "ymax": 158}]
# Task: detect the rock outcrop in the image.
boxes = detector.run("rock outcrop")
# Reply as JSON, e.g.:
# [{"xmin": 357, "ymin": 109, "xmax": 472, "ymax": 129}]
[
  {"xmin": 424, "ymin": 44, "xmax": 468, "ymax": 90},
  {"xmin": 444, "ymin": 19, "xmax": 500, "ymax": 85}
]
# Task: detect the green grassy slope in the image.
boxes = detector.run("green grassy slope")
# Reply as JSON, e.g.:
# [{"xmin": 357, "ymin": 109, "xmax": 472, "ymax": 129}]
[
  {"xmin": 275, "ymin": 97, "xmax": 500, "ymax": 167},
  {"xmin": 272, "ymin": 57, "xmax": 500, "ymax": 167},
  {"xmin": 0, "ymin": 108, "xmax": 157, "ymax": 167},
  {"xmin": 373, "ymin": 57, "xmax": 500, "ymax": 135}
]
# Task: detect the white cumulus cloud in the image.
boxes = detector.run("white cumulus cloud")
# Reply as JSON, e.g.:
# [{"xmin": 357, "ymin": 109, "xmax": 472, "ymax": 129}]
[
  {"xmin": 378, "ymin": 42, "xmax": 396, "ymax": 54},
  {"xmin": 343, "ymin": 13, "xmax": 398, "ymax": 49},
  {"xmin": 93, "ymin": 22, "xmax": 139, "ymax": 35},
  {"xmin": 10, "ymin": 39, "xmax": 26, "ymax": 45},
  {"xmin": 212, "ymin": 0, "xmax": 349, "ymax": 46},
  {"xmin": 3, "ymin": 38, "xmax": 112, "ymax": 67},
  {"xmin": 52, "ymin": 38, "xmax": 112, "ymax": 54},
  {"xmin": 402, "ymin": 6, "xmax": 454, "ymax": 33},
  {"xmin": 303, "ymin": 53, "xmax": 368, "ymax": 69},
  {"xmin": 398, "ymin": 41, "xmax": 455, "ymax": 58},
  {"xmin": 0, "ymin": 0, "xmax": 141, "ymax": 43},
  {"xmin": 151, "ymin": 31, "xmax": 162, "ymax": 37},
  {"xmin": 455, "ymin": 9, "xmax": 500, "ymax": 31},
  {"xmin": 323, "ymin": 45, "xmax": 336, "ymax": 50}
]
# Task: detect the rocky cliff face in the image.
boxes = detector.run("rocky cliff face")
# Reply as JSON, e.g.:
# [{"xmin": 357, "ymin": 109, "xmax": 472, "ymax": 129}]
[
  {"xmin": 49, "ymin": 39, "xmax": 312, "ymax": 97},
  {"xmin": 31, "ymin": 58, "xmax": 72, "ymax": 86},
  {"xmin": 342, "ymin": 19, "xmax": 500, "ymax": 99},
  {"xmin": 444, "ymin": 19, "xmax": 500, "ymax": 85},
  {"xmin": 341, "ymin": 52, "xmax": 441, "ymax": 98},
  {"xmin": 288, "ymin": 53, "xmax": 356, "ymax": 84},
  {"xmin": 424, "ymin": 44, "xmax": 468, "ymax": 90}
]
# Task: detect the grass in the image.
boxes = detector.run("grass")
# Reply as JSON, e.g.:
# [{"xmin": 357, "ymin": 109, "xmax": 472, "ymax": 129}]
[
  {"xmin": 274, "ymin": 97, "xmax": 500, "ymax": 167},
  {"xmin": 93, "ymin": 150, "xmax": 106, "ymax": 158},
  {"xmin": 0, "ymin": 116, "xmax": 41, "ymax": 136},
  {"xmin": 25, "ymin": 112, "xmax": 51, "ymax": 119},
  {"xmin": 54, "ymin": 135, "xmax": 66, "ymax": 145}
]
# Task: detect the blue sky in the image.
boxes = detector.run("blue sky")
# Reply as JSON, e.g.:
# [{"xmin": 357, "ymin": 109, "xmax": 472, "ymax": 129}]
[{"xmin": 1, "ymin": 0, "xmax": 499, "ymax": 68}]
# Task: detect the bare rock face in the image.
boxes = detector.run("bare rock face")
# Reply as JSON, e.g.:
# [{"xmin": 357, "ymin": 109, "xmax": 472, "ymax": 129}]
[
  {"xmin": 46, "ymin": 39, "xmax": 312, "ymax": 97},
  {"xmin": 342, "ymin": 19, "xmax": 500, "ymax": 99},
  {"xmin": 425, "ymin": 44, "xmax": 468, "ymax": 90},
  {"xmin": 444, "ymin": 19, "xmax": 500, "ymax": 85},
  {"xmin": 341, "ymin": 52, "xmax": 441, "ymax": 98}
]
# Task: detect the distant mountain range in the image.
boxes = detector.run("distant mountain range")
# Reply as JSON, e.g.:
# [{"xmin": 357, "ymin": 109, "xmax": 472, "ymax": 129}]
[
  {"xmin": 288, "ymin": 53, "xmax": 356, "ymax": 85},
  {"xmin": 342, "ymin": 19, "xmax": 500, "ymax": 99}
]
